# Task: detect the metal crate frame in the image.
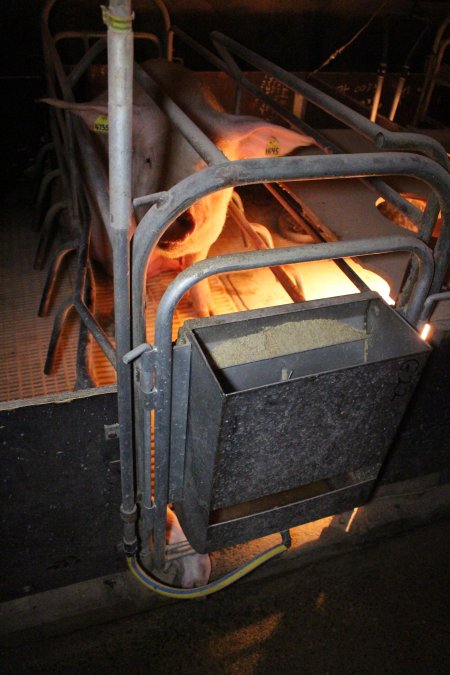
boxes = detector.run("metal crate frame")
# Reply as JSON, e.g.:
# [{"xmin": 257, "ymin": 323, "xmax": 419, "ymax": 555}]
[{"xmin": 37, "ymin": 0, "xmax": 450, "ymax": 572}]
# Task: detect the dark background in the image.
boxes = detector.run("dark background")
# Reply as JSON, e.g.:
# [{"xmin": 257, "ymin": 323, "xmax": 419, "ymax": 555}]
[{"xmin": 1, "ymin": 0, "xmax": 449, "ymax": 192}]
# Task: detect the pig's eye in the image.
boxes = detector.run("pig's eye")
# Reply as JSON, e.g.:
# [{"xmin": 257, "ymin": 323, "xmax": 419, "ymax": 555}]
[{"xmin": 145, "ymin": 157, "xmax": 152, "ymax": 166}]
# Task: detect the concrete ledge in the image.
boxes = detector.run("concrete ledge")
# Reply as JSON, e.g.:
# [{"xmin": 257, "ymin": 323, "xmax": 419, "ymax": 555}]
[{"xmin": 1, "ymin": 475, "xmax": 449, "ymax": 648}]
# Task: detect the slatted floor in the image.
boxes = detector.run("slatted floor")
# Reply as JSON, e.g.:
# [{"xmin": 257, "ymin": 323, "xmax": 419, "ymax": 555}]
[
  {"xmin": 2, "ymin": 184, "xmax": 384, "ymax": 403},
  {"xmin": 0, "ymin": 196, "xmax": 79, "ymax": 401},
  {"xmin": 1, "ymin": 188, "xmax": 287, "ymax": 401}
]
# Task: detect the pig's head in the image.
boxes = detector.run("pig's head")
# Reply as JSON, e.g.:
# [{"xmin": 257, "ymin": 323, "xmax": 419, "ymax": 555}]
[
  {"xmin": 152, "ymin": 116, "xmax": 316, "ymax": 260},
  {"xmin": 41, "ymin": 93, "xmax": 315, "ymax": 281},
  {"xmin": 40, "ymin": 88, "xmax": 176, "ymax": 213}
]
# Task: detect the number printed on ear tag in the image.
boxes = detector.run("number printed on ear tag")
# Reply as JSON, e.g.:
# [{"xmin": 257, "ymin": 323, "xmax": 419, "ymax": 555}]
[
  {"xmin": 265, "ymin": 137, "xmax": 280, "ymax": 156},
  {"xmin": 93, "ymin": 114, "xmax": 109, "ymax": 134}
]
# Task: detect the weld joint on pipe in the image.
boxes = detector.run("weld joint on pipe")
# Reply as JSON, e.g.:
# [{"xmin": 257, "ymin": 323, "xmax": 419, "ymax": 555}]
[
  {"xmin": 120, "ymin": 504, "xmax": 138, "ymax": 523},
  {"xmin": 375, "ymin": 132, "xmax": 387, "ymax": 149}
]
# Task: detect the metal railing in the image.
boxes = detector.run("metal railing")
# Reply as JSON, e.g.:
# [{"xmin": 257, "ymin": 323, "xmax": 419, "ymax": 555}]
[{"xmin": 37, "ymin": 1, "xmax": 450, "ymax": 570}]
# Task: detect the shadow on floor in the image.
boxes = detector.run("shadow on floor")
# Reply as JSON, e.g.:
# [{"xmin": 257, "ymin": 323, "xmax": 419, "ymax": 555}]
[{"xmin": 1, "ymin": 520, "xmax": 449, "ymax": 675}]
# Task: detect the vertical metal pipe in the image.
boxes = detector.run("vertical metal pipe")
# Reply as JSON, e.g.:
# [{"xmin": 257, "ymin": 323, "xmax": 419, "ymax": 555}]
[
  {"xmin": 370, "ymin": 63, "xmax": 386, "ymax": 122},
  {"xmin": 106, "ymin": 0, "xmax": 137, "ymax": 553},
  {"xmin": 389, "ymin": 65, "xmax": 409, "ymax": 122}
]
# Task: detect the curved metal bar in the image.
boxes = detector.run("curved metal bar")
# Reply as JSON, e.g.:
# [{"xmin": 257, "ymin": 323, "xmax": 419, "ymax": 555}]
[
  {"xmin": 33, "ymin": 200, "xmax": 67, "ymax": 269},
  {"xmin": 66, "ymin": 38, "xmax": 108, "ymax": 88},
  {"xmin": 147, "ymin": 235, "xmax": 433, "ymax": 566},
  {"xmin": 172, "ymin": 25, "xmax": 425, "ymax": 230},
  {"xmin": 132, "ymin": 152, "xmax": 450, "ymax": 348},
  {"xmin": 157, "ymin": 237, "xmax": 433, "ymax": 338},
  {"xmin": 131, "ymin": 149, "xmax": 450, "ymax": 568},
  {"xmin": 211, "ymin": 32, "xmax": 447, "ymax": 241},
  {"xmin": 418, "ymin": 291, "xmax": 450, "ymax": 327},
  {"xmin": 150, "ymin": 0, "xmax": 173, "ymax": 60},
  {"xmin": 211, "ymin": 32, "xmax": 449, "ymax": 171}
]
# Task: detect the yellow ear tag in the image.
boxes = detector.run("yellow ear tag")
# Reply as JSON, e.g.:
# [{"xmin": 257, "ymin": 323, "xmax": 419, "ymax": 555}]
[
  {"xmin": 265, "ymin": 137, "xmax": 280, "ymax": 156},
  {"xmin": 93, "ymin": 114, "xmax": 109, "ymax": 134}
]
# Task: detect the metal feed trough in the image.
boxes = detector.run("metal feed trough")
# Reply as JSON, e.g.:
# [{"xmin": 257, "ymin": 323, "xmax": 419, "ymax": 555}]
[
  {"xmin": 36, "ymin": 0, "xmax": 450, "ymax": 574},
  {"xmin": 174, "ymin": 292, "xmax": 430, "ymax": 552}
]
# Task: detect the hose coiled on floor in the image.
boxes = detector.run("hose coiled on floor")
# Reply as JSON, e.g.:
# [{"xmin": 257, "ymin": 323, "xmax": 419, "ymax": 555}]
[{"xmin": 127, "ymin": 534, "xmax": 290, "ymax": 599}]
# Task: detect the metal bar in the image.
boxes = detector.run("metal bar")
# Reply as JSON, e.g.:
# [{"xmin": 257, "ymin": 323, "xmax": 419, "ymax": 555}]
[
  {"xmin": 211, "ymin": 32, "xmax": 444, "ymax": 246},
  {"xmin": 140, "ymin": 25, "xmax": 426, "ymax": 305},
  {"xmin": 107, "ymin": 0, "xmax": 137, "ymax": 554},
  {"xmin": 264, "ymin": 183, "xmax": 322, "ymax": 242},
  {"xmin": 132, "ymin": 153, "xmax": 450, "ymax": 344},
  {"xmin": 32, "ymin": 142, "xmax": 55, "ymax": 201},
  {"xmin": 67, "ymin": 38, "xmax": 107, "ymax": 88},
  {"xmin": 370, "ymin": 64, "xmax": 386, "ymax": 122},
  {"xmin": 148, "ymin": 235, "xmax": 432, "ymax": 567},
  {"xmin": 44, "ymin": 297, "xmax": 75, "ymax": 375},
  {"xmin": 33, "ymin": 200, "xmax": 67, "ymax": 269},
  {"xmin": 33, "ymin": 169, "xmax": 61, "ymax": 230},
  {"xmin": 171, "ymin": 27, "xmax": 425, "ymax": 233},
  {"xmin": 57, "ymin": 32, "xmax": 162, "ymax": 91},
  {"xmin": 211, "ymin": 32, "xmax": 449, "ymax": 170},
  {"xmin": 41, "ymin": 1, "xmax": 84, "ymax": 259},
  {"xmin": 38, "ymin": 241, "xmax": 78, "ymax": 317},
  {"xmin": 134, "ymin": 63, "xmax": 226, "ymax": 166},
  {"xmin": 388, "ymin": 67, "xmax": 409, "ymax": 122},
  {"xmin": 416, "ymin": 21, "xmax": 450, "ymax": 124},
  {"xmin": 211, "ymin": 33, "xmax": 445, "ymax": 285},
  {"xmin": 135, "ymin": 55, "xmax": 363, "ymax": 300},
  {"xmin": 172, "ymin": 25, "xmax": 227, "ymax": 71},
  {"xmin": 131, "ymin": 151, "xmax": 450, "ymax": 568},
  {"xmin": 265, "ymin": 183, "xmax": 370, "ymax": 293},
  {"xmin": 157, "ymin": 239, "xmax": 432, "ymax": 334},
  {"xmin": 73, "ymin": 297, "xmax": 117, "ymax": 367},
  {"xmin": 231, "ymin": 74, "xmax": 423, "ymax": 230},
  {"xmin": 151, "ymin": 0, "xmax": 173, "ymax": 60},
  {"xmin": 227, "ymin": 199, "xmax": 305, "ymax": 302},
  {"xmin": 54, "ymin": 30, "xmax": 160, "ymax": 46},
  {"xmin": 418, "ymin": 291, "xmax": 450, "ymax": 326},
  {"xmin": 169, "ymin": 343, "xmax": 192, "ymax": 502}
]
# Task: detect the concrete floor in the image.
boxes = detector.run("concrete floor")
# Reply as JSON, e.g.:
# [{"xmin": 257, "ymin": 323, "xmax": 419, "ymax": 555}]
[{"xmin": 2, "ymin": 519, "xmax": 449, "ymax": 675}]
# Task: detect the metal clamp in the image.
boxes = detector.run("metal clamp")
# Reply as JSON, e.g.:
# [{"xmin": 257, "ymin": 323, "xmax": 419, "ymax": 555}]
[{"xmin": 131, "ymin": 346, "xmax": 158, "ymax": 410}]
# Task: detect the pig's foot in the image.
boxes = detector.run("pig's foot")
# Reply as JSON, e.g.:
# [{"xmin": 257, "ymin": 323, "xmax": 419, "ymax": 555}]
[
  {"xmin": 147, "ymin": 250, "xmax": 183, "ymax": 277},
  {"xmin": 181, "ymin": 252, "xmax": 215, "ymax": 317},
  {"xmin": 188, "ymin": 279, "xmax": 215, "ymax": 317},
  {"xmin": 165, "ymin": 507, "xmax": 212, "ymax": 589}
]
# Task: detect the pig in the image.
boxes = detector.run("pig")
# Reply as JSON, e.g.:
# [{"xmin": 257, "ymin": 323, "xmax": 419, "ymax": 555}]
[
  {"xmin": 41, "ymin": 64, "xmax": 314, "ymax": 588},
  {"xmin": 42, "ymin": 58, "xmax": 315, "ymax": 315},
  {"xmin": 165, "ymin": 506, "xmax": 211, "ymax": 588}
]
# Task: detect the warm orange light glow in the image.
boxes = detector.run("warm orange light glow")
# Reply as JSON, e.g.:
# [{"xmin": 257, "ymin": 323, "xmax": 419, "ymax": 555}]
[
  {"xmin": 376, "ymin": 194, "xmax": 442, "ymax": 238},
  {"xmin": 420, "ymin": 323, "xmax": 431, "ymax": 341},
  {"xmin": 345, "ymin": 507, "xmax": 359, "ymax": 533},
  {"xmin": 295, "ymin": 259, "xmax": 394, "ymax": 306}
]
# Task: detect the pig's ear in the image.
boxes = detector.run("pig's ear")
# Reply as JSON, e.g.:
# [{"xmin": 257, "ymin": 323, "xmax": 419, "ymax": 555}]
[
  {"xmin": 39, "ymin": 98, "xmax": 110, "ymax": 135},
  {"xmin": 219, "ymin": 117, "xmax": 315, "ymax": 160}
]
